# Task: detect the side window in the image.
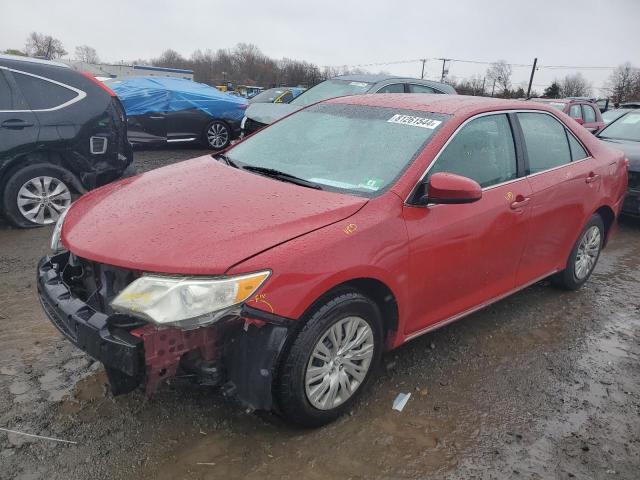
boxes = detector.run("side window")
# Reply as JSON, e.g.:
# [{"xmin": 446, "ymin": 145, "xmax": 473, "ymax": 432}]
[
  {"xmin": 408, "ymin": 84, "xmax": 436, "ymax": 93},
  {"xmin": 0, "ymin": 72, "xmax": 15, "ymax": 109},
  {"xmin": 569, "ymin": 104, "xmax": 582, "ymax": 119},
  {"xmin": 582, "ymin": 104, "xmax": 596, "ymax": 123},
  {"xmin": 427, "ymin": 114, "xmax": 517, "ymax": 188},
  {"xmin": 13, "ymin": 72, "xmax": 78, "ymax": 110},
  {"xmin": 376, "ymin": 83, "xmax": 404, "ymax": 94},
  {"xmin": 517, "ymin": 113, "xmax": 572, "ymax": 173},
  {"xmin": 567, "ymin": 132, "xmax": 588, "ymax": 160}
]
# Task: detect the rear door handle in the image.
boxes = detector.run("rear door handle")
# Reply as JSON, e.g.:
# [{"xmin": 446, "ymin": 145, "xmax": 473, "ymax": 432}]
[
  {"xmin": 510, "ymin": 196, "xmax": 530, "ymax": 210},
  {"xmin": 585, "ymin": 173, "xmax": 600, "ymax": 184},
  {"xmin": 149, "ymin": 115, "xmax": 165, "ymax": 120},
  {"xmin": 1, "ymin": 119, "xmax": 34, "ymax": 129}
]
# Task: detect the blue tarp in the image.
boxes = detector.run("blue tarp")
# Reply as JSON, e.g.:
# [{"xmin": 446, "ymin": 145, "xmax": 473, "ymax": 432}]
[{"xmin": 108, "ymin": 77, "xmax": 248, "ymax": 121}]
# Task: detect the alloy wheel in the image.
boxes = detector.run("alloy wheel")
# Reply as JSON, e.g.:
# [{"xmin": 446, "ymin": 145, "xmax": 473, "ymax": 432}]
[
  {"xmin": 574, "ymin": 225, "xmax": 601, "ymax": 280},
  {"xmin": 305, "ymin": 316, "xmax": 375, "ymax": 410},
  {"xmin": 17, "ymin": 176, "xmax": 71, "ymax": 225},
  {"xmin": 207, "ymin": 122, "xmax": 229, "ymax": 149}
]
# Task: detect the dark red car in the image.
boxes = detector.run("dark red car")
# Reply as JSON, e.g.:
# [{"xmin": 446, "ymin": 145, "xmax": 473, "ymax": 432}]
[
  {"xmin": 531, "ymin": 98, "xmax": 605, "ymax": 133},
  {"xmin": 38, "ymin": 94, "xmax": 628, "ymax": 427}
]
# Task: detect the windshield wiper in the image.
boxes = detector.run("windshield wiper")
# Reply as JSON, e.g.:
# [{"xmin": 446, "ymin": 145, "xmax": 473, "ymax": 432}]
[
  {"xmin": 242, "ymin": 166, "xmax": 323, "ymax": 190},
  {"xmin": 213, "ymin": 153, "xmax": 239, "ymax": 168}
]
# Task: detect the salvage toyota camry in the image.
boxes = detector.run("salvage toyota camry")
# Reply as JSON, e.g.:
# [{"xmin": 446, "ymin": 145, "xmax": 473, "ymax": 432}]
[{"xmin": 38, "ymin": 94, "xmax": 628, "ymax": 427}]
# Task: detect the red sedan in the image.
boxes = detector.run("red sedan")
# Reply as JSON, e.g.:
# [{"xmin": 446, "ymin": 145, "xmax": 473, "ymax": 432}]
[{"xmin": 38, "ymin": 94, "xmax": 628, "ymax": 427}]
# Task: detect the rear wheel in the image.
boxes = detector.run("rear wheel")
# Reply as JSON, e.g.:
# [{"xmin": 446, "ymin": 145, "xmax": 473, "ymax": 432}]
[
  {"xmin": 2, "ymin": 165, "xmax": 73, "ymax": 228},
  {"xmin": 204, "ymin": 121, "xmax": 231, "ymax": 150},
  {"xmin": 552, "ymin": 214, "xmax": 604, "ymax": 290},
  {"xmin": 276, "ymin": 292, "xmax": 383, "ymax": 427}
]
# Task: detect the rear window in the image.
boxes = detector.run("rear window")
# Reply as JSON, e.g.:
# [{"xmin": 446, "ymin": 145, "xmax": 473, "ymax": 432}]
[
  {"xmin": 291, "ymin": 79, "xmax": 374, "ymax": 107},
  {"xmin": 13, "ymin": 72, "xmax": 79, "ymax": 110}
]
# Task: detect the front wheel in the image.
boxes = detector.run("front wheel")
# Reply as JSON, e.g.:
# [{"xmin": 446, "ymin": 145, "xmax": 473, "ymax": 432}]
[
  {"xmin": 552, "ymin": 214, "xmax": 604, "ymax": 290},
  {"xmin": 203, "ymin": 121, "xmax": 231, "ymax": 150},
  {"xmin": 276, "ymin": 292, "xmax": 383, "ymax": 427}
]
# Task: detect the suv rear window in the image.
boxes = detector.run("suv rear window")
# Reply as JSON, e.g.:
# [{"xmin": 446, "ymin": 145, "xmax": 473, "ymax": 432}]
[{"xmin": 13, "ymin": 72, "xmax": 79, "ymax": 110}]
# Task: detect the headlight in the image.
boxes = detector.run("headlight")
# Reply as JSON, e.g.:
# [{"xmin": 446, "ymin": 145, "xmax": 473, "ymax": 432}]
[
  {"xmin": 50, "ymin": 208, "xmax": 70, "ymax": 253},
  {"xmin": 110, "ymin": 270, "xmax": 270, "ymax": 328}
]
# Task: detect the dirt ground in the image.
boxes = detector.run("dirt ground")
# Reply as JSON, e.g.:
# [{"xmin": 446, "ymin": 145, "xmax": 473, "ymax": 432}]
[{"xmin": 1, "ymin": 147, "xmax": 639, "ymax": 480}]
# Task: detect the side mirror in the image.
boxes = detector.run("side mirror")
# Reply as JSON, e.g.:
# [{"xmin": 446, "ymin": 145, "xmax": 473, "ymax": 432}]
[
  {"xmin": 413, "ymin": 172, "xmax": 482, "ymax": 205},
  {"xmin": 574, "ymin": 117, "xmax": 585, "ymax": 125}
]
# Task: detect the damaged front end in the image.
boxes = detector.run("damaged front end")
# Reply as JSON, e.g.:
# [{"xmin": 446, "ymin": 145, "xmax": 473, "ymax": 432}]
[{"xmin": 37, "ymin": 252, "xmax": 291, "ymax": 410}]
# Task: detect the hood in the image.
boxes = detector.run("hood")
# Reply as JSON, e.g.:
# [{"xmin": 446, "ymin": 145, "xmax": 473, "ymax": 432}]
[
  {"xmin": 245, "ymin": 102, "xmax": 301, "ymax": 125},
  {"xmin": 599, "ymin": 138, "xmax": 640, "ymax": 170},
  {"xmin": 63, "ymin": 156, "xmax": 367, "ymax": 274}
]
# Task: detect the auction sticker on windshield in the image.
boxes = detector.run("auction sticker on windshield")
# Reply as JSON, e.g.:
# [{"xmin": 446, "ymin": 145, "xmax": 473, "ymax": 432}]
[{"xmin": 387, "ymin": 114, "xmax": 442, "ymax": 129}]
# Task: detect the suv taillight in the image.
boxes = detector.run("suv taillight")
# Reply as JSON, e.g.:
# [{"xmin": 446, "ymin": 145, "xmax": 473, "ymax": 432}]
[{"xmin": 81, "ymin": 72, "xmax": 117, "ymax": 97}]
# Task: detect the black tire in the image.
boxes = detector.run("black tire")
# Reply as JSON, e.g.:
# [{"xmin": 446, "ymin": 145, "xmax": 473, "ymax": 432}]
[
  {"xmin": 1, "ymin": 164, "xmax": 74, "ymax": 228},
  {"xmin": 552, "ymin": 214, "xmax": 604, "ymax": 290},
  {"xmin": 275, "ymin": 291, "xmax": 383, "ymax": 428},
  {"xmin": 203, "ymin": 120, "xmax": 231, "ymax": 150}
]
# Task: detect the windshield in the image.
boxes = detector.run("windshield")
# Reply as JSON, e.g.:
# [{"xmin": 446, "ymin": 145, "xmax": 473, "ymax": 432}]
[
  {"xmin": 602, "ymin": 109, "xmax": 628, "ymax": 124},
  {"xmin": 250, "ymin": 88, "xmax": 288, "ymax": 104},
  {"xmin": 226, "ymin": 104, "xmax": 448, "ymax": 197},
  {"xmin": 598, "ymin": 111, "xmax": 640, "ymax": 142},
  {"xmin": 291, "ymin": 79, "xmax": 374, "ymax": 107}
]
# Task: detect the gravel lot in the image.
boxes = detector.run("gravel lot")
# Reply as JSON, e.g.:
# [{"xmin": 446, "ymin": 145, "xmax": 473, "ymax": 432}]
[{"xmin": 1, "ymin": 147, "xmax": 639, "ymax": 480}]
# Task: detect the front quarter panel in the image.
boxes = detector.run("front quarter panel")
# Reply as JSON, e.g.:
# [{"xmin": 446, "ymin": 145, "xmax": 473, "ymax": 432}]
[{"xmin": 226, "ymin": 193, "xmax": 410, "ymax": 347}]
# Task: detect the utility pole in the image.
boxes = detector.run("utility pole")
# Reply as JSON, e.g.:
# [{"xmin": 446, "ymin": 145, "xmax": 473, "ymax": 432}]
[
  {"xmin": 526, "ymin": 57, "xmax": 538, "ymax": 99},
  {"xmin": 420, "ymin": 59, "xmax": 426, "ymax": 79},
  {"xmin": 439, "ymin": 58, "xmax": 450, "ymax": 82},
  {"xmin": 481, "ymin": 76, "xmax": 486, "ymax": 96},
  {"xmin": 491, "ymin": 78, "xmax": 497, "ymax": 97}
]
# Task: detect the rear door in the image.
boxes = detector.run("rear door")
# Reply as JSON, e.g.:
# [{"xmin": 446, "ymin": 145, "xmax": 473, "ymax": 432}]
[
  {"xmin": 0, "ymin": 69, "xmax": 39, "ymax": 164},
  {"xmin": 515, "ymin": 111, "xmax": 602, "ymax": 284},
  {"xmin": 403, "ymin": 113, "xmax": 532, "ymax": 335},
  {"xmin": 127, "ymin": 112, "xmax": 167, "ymax": 145}
]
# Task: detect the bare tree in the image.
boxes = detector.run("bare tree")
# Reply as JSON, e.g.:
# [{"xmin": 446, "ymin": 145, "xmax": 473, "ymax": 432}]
[
  {"xmin": 25, "ymin": 32, "xmax": 67, "ymax": 59},
  {"xmin": 486, "ymin": 60, "xmax": 512, "ymax": 94},
  {"xmin": 558, "ymin": 73, "xmax": 591, "ymax": 97},
  {"xmin": 75, "ymin": 45, "xmax": 99, "ymax": 63},
  {"xmin": 606, "ymin": 63, "xmax": 640, "ymax": 103}
]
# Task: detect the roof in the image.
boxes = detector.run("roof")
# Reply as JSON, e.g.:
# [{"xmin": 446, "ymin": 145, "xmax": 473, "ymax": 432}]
[
  {"xmin": 327, "ymin": 93, "xmax": 559, "ymax": 117},
  {"xmin": 133, "ymin": 64, "xmax": 193, "ymax": 74},
  {"xmin": 531, "ymin": 97, "xmax": 594, "ymax": 104},
  {"xmin": 0, "ymin": 53, "xmax": 70, "ymax": 69}
]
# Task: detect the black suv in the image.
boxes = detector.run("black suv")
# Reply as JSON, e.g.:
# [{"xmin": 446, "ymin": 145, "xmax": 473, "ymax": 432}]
[{"xmin": 0, "ymin": 55, "xmax": 133, "ymax": 227}]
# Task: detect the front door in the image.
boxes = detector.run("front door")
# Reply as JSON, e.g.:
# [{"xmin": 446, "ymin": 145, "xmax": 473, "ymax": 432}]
[{"xmin": 403, "ymin": 113, "xmax": 532, "ymax": 336}]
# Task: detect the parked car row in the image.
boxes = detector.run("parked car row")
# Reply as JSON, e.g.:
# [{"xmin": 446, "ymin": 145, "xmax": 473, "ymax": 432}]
[{"xmin": 241, "ymin": 74, "xmax": 457, "ymax": 135}]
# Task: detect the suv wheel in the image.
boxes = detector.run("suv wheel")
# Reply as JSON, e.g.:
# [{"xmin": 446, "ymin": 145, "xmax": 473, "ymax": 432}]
[
  {"xmin": 276, "ymin": 292, "xmax": 383, "ymax": 427},
  {"xmin": 204, "ymin": 121, "xmax": 231, "ymax": 150},
  {"xmin": 552, "ymin": 214, "xmax": 604, "ymax": 290},
  {"xmin": 2, "ymin": 165, "xmax": 73, "ymax": 228}
]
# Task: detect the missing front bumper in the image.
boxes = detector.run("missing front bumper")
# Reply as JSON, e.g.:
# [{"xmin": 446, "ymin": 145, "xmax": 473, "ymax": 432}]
[{"xmin": 37, "ymin": 253, "xmax": 292, "ymax": 410}]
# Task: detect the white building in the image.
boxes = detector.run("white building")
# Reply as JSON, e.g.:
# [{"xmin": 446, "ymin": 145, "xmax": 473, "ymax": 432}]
[{"xmin": 60, "ymin": 60, "xmax": 193, "ymax": 81}]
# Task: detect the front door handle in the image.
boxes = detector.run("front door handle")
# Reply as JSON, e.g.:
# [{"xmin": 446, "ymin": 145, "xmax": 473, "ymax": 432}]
[
  {"xmin": 1, "ymin": 119, "xmax": 34, "ymax": 129},
  {"xmin": 149, "ymin": 115, "xmax": 164, "ymax": 120},
  {"xmin": 510, "ymin": 196, "xmax": 531, "ymax": 210},
  {"xmin": 585, "ymin": 172, "xmax": 600, "ymax": 184}
]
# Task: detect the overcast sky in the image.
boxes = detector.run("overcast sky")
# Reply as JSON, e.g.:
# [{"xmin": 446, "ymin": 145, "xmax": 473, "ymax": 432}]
[{"xmin": 2, "ymin": 0, "xmax": 638, "ymax": 95}]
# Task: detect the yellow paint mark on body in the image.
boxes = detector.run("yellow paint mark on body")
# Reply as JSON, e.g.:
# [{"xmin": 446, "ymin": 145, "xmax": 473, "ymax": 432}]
[{"xmin": 343, "ymin": 223, "xmax": 358, "ymax": 235}]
